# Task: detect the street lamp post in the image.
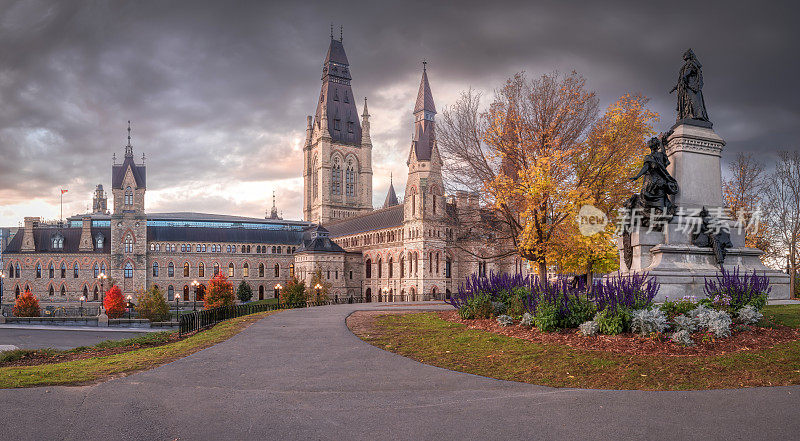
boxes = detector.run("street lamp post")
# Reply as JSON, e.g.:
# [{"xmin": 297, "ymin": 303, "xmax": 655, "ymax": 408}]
[
  {"xmin": 79, "ymin": 295, "xmax": 85, "ymax": 317},
  {"xmin": 175, "ymin": 293, "xmax": 181, "ymax": 324},
  {"xmin": 97, "ymin": 273, "xmax": 107, "ymax": 314},
  {"xmin": 126, "ymin": 295, "xmax": 133, "ymax": 319},
  {"xmin": 191, "ymin": 280, "xmax": 200, "ymax": 311},
  {"xmin": 314, "ymin": 283, "xmax": 323, "ymax": 303},
  {"xmin": 274, "ymin": 284, "xmax": 283, "ymax": 304},
  {"xmin": 382, "ymin": 287, "xmax": 389, "ymax": 303}
]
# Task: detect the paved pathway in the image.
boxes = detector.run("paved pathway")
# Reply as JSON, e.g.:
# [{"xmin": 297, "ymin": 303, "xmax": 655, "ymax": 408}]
[
  {"xmin": 0, "ymin": 327, "xmax": 151, "ymax": 351},
  {"xmin": 0, "ymin": 303, "xmax": 797, "ymax": 440}
]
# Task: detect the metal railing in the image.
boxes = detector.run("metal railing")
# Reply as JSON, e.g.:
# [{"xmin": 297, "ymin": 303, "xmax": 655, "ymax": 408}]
[
  {"xmin": 178, "ymin": 298, "xmax": 363, "ymax": 336},
  {"xmin": 1, "ymin": 305, "xmax": 101, "ymax": 317}
]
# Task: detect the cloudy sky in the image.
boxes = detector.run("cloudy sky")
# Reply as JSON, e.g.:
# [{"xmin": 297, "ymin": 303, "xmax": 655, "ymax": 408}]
[{"xmin": 0, "ymin": 0, "xmax": 798, "ymax": 226}]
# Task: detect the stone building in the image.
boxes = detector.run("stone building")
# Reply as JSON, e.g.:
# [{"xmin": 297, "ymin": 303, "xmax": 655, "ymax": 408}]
[{"xmin": 0, "ymin": 33, "xmax": 529, "ymax": 307}]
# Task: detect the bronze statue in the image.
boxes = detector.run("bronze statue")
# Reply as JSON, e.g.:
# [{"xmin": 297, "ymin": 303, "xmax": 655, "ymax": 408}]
[
  {"xmin": 692, "ymin": 207, "xmax": 733, "ymax": 267},
  {"xmin": 670, "ymin": 48, "xmax": 710, "ymax": 122},
  {"xmin": 628, "ymin": 136, "xmax": 679, "ymax": 217}
]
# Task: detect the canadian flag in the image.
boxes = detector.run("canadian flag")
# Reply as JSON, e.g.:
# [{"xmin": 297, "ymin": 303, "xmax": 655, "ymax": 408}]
[{"xmin": 61, "ymin": 189, "xmax": 68, "ymax": 195}]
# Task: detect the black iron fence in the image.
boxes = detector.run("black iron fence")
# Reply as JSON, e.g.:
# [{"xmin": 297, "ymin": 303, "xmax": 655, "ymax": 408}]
[
  {"xmin": 178, "ymin": 299, "xmax": 363, "ymax": 336},
  {"xmin": 1, "ymin": 305, "xmax": 101, "ymax": 317}
]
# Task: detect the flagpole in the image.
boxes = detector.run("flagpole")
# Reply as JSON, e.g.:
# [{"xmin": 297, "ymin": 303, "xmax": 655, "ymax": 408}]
[{"xmin": 60, "ymin": 189, "xmax": 63, "ymax": 224}]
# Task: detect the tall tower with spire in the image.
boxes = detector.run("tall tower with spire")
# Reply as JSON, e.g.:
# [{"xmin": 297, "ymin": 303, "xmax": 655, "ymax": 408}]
[
  {"xmin": 110, "ymin": 121, "xmax": 147, "ymax": 296},
  {"xmin": 403, "ymin": 63, "xmax": 446, "ymax": 298},
  {"xmin": 303, "ymin": 29, "xmax": 373, "ymax": 224}
]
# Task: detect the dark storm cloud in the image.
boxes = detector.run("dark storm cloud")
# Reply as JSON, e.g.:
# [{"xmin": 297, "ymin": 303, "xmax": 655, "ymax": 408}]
[{"xmin": 0, "ymin": 0, "xmax": 798, "ymax": 220}]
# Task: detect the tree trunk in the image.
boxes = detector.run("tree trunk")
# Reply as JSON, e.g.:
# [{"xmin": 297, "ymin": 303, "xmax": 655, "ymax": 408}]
[{"xmin": 538, "ymin": 261, "xmax": 548, "ymax": 286}]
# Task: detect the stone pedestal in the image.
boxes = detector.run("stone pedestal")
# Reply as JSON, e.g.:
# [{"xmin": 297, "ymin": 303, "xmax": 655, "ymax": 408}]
[
  {"xmin": 98, "ymin": 312, "xmax": 109, "ymax": 327},
  {"xmin": 615, "ymin": 121, "xmax": 791, "ymax": 301}
]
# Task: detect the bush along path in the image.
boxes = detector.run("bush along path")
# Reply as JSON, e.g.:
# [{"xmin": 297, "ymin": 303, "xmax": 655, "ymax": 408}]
[
  {"xmin": 352, "ymin": 308, "xmax": 800, "ymax": 391},
  {"xmin": 0, "ymin": 310, "xmax": 277, "ymax": 388}
]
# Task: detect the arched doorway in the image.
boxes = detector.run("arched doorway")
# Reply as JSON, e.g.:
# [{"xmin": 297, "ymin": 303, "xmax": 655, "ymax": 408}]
[
  {"xmin": 258, "ymin": 285, "xmax": 264, "ymax": 300},
  {"xmin": 431, "ymin": 287, "xmax": 437, "ymax": 300},
  {"xmin": 410, "ymin": 287, "xmax": 417, "ymax": 302},
  {"xmin": 445, "ymin": 289, "xmax": 451, "ymax": 300},
  {"xmin": 197, "ymin": 284, "xmax": 206, "ymax": 301},
  {"xmin": 365, "ymin": 288, "xmax": 372, "ymax": 303}
]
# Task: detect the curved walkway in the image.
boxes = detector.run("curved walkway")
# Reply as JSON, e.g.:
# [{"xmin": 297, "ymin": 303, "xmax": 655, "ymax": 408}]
[{"xmin": 0, "ymin": 303, "xmax": 797, "ymax": 440}]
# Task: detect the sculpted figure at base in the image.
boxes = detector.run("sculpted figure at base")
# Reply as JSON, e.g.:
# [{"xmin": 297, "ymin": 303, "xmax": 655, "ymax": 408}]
[
  {"xmin": 692, "ymin": 207, "xmax": 733, "ymax": 267},
  {"xmin": 626, "ymin": 136, "xmax": 680, "ymax": 222}
]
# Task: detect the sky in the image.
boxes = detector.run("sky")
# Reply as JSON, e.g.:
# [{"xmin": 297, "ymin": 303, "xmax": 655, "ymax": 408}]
[{"xmin": 0, "ymin": 0, "xmax": 798, "ymax": 226}]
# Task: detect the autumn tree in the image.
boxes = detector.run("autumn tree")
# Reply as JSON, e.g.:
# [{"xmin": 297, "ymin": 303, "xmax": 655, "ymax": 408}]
[
  {"xmin": 12, "ymin": 289, "xmax": 40, "ymax": 317},
  {"xmin": 280, "ymin": 277, "xmax": 307, "ymax": 305},
  {"xmin": 204, "ymin": 273, "xmax": 235, "ymax": 309},
  {"xmin": 438, "ymin": 71, "xmax": 657, "ymax": 279},
  {"xmin": 103, "ymin": 285, "xmax": 126, "ymax": 318},
  {"xmin": 136, "ymin": 285, "xmax": 170, "ymax": 322},
  {"xmin": 764, "ymin": 151, "xmax": 800, "ymax": 297},
  {"xmin": 723, "ymin": 152, "xmax": 775, "ymax": 262}
]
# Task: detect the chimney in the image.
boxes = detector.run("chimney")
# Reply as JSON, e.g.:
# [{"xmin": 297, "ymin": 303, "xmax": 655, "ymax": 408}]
[
  {"xmin": 79, "ymin": 216, "xmax": 93, "ymax": 251},
  {"xmin": 21, "ymin": 217, "xmax": 39, "ymax": 252}
]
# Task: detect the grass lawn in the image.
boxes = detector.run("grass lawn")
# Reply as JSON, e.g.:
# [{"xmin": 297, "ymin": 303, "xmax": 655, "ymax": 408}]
[
  {"xmin": 248, "ymin": 298, "xmax": 279, "ymax": 306},
  {"xmin": 0, "ymin": 310, "xmax": 277, "ymax": 388},
  {"xmin": 354, "ymin": 306, "xmax": 800, "ymax": 391}
]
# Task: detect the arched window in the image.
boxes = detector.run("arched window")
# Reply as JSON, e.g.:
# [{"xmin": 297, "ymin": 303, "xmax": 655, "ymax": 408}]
[
  {"xmin": 198, "ymin": 263, "xmax": 205, "ymax": 278},
  {"xmin": 124, "ymin": 235, "xmax": 133, "ymax": 253},
  {"xmin": 153, "ymin": 262, "xmax": 159, "ymax": 277},
  {"xmin": 124, "ymin": 262, "xmax": 133, "ymax": 278},
  {"xmin": 289, "ymin": 263, "xmax": 294, "ymax": 278},
  {"xmin": 49, "ymin": 263, "xmax": 54, "ymax": 278},
  {"xmin": 52, "ymin": 235, "xmax": 64, "ymax": 249},
  {"xmin": 168, "ymin": 262, "xmax": 174, "ymax": 277},
  {"xmin": 331, "ymin": 157, "xmax": 342, "ymax": 195},
  {"xmin": 94, "ymin": 263, "xmax": 99, "ymax": 278},
  {"xmin": 167, "ymin": 285, "xmax": 174, "ymax": 301},
  {"xmin": 274, "ymin": 264, "xmax": 280, "ymax": 277},
  {"xmin": 415, "ymin": 252, "xmax": 419, "ymax": 276},
  {"xmin": 93, "ymin": 286, "xmax": 99, "ymax": 300},
  {"xmin": 243, "ymin": 263, "xmax": 249, "ymax": 277},
  {"xmin": 36, "ymin": 263, "xmax": 42, "ymax": 278},
  {"xmin": 83, "ymin": 286, "xmax": 88, "ymax": 298},
  {"xmin": 388, "ymin": 257, "xmax": 393, "ymax": 278},
  {"xmin": 60, "ymin": 262, "xmax": 66, "ymax": 278},
  {"xmin": 400, "ymin": 256, "xmax": 405, "ymax": 278},
  {"xmin": 183, "ymin": 285, "xmax": 189, "ymax": 300},
  {"xmin": 228, "ymin": 263, "xmax": 235, "ymax": 277},
  {"xmin": 73, "ymin": 262, "xmax": 79, "ymax": 278},
  {"xmin": 436, "ymin": 253, "xmax": 440, "ymax": 274},
  {"xmin": 377, "ymin": 258, "xmax": 382, "ymax": 278},
  {"xmin": 49, "ymin": 286, "xmax": 54, "ymax": 296},
  {"xmin": 8, "ymin": 263, "xmax": 13, "ymax": 278},
  {"xmin": 365, "ymin": 259, "xmax": 372, "ymax": 278},
  {"xmin": 259, "ymin": 263, "xmax": 265, "ymax": 277},
  {"xmin": 15, "ymin": 285, "xmax": 20, "ymax": 297},
  {"xmin": 345, "ymin": 159, "xmax": 356, "ymax": 197},
  {"xmin": 60, "ymin": 285, "xmax": 66, "ymax": 296},
  {"xmin": 213, "ymin": 263, "xmax": 220, "ymax": 276},
  {"xmin": 184, "ymin": 262, "xmax": 190, "ymax": 277},
  {"xmin": 124, "ymin": 186, "xmax": 133, "ymax": 205},
  {"xmin": 271, "ymin": 246, "xmax": 276, "ymax": 253},
  {"xmin": 100, "ymin": 262, "xmax": 106, "ymax": 275},
  {"xmin": 429, "ymin": 252, "xmax": 433, "ymax": 273}
]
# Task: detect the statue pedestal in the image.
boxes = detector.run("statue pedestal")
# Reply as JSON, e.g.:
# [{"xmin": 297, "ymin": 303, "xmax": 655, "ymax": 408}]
[
  {"xmin": 617, "ymin": 216, "xmax": 790, "ymax": 302},
  {"xmin": 666, "ymin": 122, "xmax": 725, "ymax": 210},
  {"xmin": 615, "ymin": 121, "xmax": 790, "ymax": 301}
]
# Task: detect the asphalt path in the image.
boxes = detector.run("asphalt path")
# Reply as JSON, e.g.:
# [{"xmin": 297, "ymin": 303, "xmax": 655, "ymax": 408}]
[
  {"xmin": 0, "ymin": 327, "xmax": 150, "ymax": 350},
  {"xmin": 0, "ymin": 302, "xmax": 797, "ymax": 440}
]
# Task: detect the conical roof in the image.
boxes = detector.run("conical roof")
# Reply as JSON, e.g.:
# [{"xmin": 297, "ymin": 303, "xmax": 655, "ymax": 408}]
[
  {"xmin": 383, "ymin": 181, "xmax": 399, "ymax": 208},
  {"xmin": 413, "ymin": 68, "xmax": 436, "ymax": 114}
]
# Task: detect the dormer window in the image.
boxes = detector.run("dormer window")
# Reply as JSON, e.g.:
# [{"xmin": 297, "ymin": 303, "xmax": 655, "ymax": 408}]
[
  {"xmin": 124, "ymin": 186, "xmax": 133, "ymax": 205},
  {"xmin": 95, "ymin": 233, "xmax": 104, "ymax": 249},
  {"xmin": 333, "ymin": 88, "xmax": 339, "ymax": 101},
  {"xmin": 52, "ymin": 234, "xmax": 64, "ymax": 250},
  {"xmin": 344, "ymin": 91, "xmax": 349, "ymax": 103},
  {"xmin": 334, "ymin": 119, "xmax": 341, "ymax": 131},
  {"xmin": 347, "ymin": 121, "xmax": 354, "ymax": 133}
]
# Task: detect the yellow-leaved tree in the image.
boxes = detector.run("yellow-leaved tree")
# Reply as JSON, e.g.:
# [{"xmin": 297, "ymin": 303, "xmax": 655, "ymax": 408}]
[{"xmin": 438, "ymin": 71, "xmax": 657, "ymax": 280}]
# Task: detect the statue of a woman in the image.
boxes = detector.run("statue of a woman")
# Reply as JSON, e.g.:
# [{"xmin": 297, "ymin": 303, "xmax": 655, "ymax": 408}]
[
  {"xmin": 629, "ymin": 136, "xmax": 679, "ymax": 215},
  {"xmin": 670, "ymin": 49, "xmax": 709, "ymax": 122}
]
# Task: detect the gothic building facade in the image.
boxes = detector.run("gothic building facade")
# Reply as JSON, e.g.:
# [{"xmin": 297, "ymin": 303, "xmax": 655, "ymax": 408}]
[{"xmin": 0, "ymin": 34, "xmax": 528, "ymax": 307}]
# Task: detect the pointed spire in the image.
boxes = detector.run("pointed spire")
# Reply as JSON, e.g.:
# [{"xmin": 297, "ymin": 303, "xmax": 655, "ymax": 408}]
[
  {"xmin": 383, "ymin": 175, "xmax": 399, "ymax": 208},
  {"xmin": 414, "ymin": 62, "xmax": 436, "ymax": 115},
  {"xmin": 340, "ymin": 25, "xmax": 343, "ymax": 42},
  {"xmin": 331, "ymin": 23, "xmax": 334, "ymax": 39},
  {"xmin": 125, "ymin": 120, "xmax": 133, "ymax": 157},
  {"xmin": 362, "ymin": 97, "xmax": 369, "ymax": 117}
]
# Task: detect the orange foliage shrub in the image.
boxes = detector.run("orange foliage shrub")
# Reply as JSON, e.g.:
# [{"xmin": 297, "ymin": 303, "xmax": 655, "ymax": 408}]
[
  {"xmin": 204, "ymin": 273, "xmax": 235, "ymax": 309},
  {"xmin": 103, "ymin": 285, "xmax": 126, "ymax": 318},
  {"xmin": 12, "ymin": 290, "xmax": 41, "ymax": 317}
]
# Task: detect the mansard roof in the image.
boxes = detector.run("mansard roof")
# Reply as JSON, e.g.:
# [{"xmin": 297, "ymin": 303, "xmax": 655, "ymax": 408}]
[
  {"xmin": 112, "ymin": 155, "xmax": 146, "ymax": 189},
  {"xmin": 324, "ymin": 38, "xmax": 350, "ymax": 69},
  {"xmin": 296, "ymin": 225, "xmax": 345, "ymax": 253},
  {"xmin": 147, "ymin": 226, "xmax": 304, "ymax": 245},
  {"xmin": 3, "ymin": 226, "xmax": 111, "ymax": 254},
  {"xmin": 324, "ymin": 203, "xmax": 404, "ymax": 238}
]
